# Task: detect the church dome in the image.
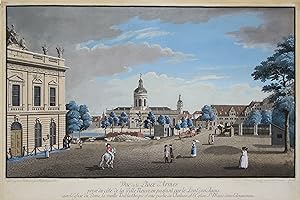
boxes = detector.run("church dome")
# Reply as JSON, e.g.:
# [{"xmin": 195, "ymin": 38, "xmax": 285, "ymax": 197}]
[{"xmin": 134, "ymin": 76, "xmax": 147, "ymax": 94}]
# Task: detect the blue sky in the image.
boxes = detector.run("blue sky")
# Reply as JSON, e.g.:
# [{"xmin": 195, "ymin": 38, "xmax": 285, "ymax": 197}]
[{"xmin": 79, "ymin": 12, "xmax": 272, "ymax": 89}]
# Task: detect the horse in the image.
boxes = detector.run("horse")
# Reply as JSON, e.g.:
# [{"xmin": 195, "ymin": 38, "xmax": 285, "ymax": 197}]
[{"xmin": 98, "ymin": 148, "xmax": 116, "ymax": 169}]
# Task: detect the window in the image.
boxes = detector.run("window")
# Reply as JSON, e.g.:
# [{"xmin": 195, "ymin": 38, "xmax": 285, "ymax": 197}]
[
  {"xmin": 34, "ymin": 86, "xmax": 41, "ymax": 106},
  {"xmin": 139, "ymin": 99, "xmax": 142, "ymax": 107},
  {"xmin": 12, "ymin": 84, "xmax": 20, "ymax": 106},
  {"xmin": 50, "ymin": 87, "xmax": 56, "ymax": 106},
  {"xmin": 144, "ymin": 99, "xmax": 146, "ymax": 106},
  {"xmin": 35, "ymin": 121, "xmax": 42, "ymax": 147}
]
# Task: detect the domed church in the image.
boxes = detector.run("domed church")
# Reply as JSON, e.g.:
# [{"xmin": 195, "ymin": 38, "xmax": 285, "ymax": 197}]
[{"xmin": 106, "ymin": 74, "xmax": 187, "ymax": 129}]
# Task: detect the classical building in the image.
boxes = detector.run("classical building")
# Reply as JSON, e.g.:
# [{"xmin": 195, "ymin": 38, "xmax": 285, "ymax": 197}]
[
  {"xmin": 107, "ymin": 75, "xmax": 185, "ymax": 129},
  {"xmin": 6, "ymin": 26, "xmax": 68, "ymax": 156}
]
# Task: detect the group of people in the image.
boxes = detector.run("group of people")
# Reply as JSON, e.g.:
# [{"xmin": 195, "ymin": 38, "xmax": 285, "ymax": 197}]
[
  {"xmin": 63, "ymin": 135, "xmax": 72, "ymax": 149},
  {"xmin": 162, "ymin": 140, "xmax": 248, "ymax": 169},
  {"xmin": 163, "ymin": 144, "xmax": 174, "ymax": 163}
]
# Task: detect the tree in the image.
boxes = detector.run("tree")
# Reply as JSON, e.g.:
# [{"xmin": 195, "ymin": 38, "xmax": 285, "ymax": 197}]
[
  {"xmin": 165, "ymin": 116, "xmax": 171, "ymax": 125},
  {"xmin": 66, "ymin": 101, "xmax": 92, "ymax": 139},
  {"xmin": 187, "ymin": 118, "xmax": 193, "ymax": 129},
  {"xmin": 66, "ymin": 101, "xmax": 81, "ymax": 137},
  {"xmin": 273, "ymin": 96, "xmax": 295, "ymax": 152},
  {"xmin": 180, "ymin": 117, "xmax": 188, "ymax": 129},
  {"xmin": 175, "ymin": 123, "xmax": 181, "ymax": 136},
  {"xmin": 245, "ymin": 110, "xmax": 262, "ymax": 126},
  {"xmin": 118, "ymin": 112, "xmax": 129, "ymax": 132},
  {"xmin": 251, "ymin": 36, "xmax": 295, "ymax": 153},
  {"xmin": 252, "ymin": 36, "xmax": 295, "ymax": 102},
  {"xmin": 201, "ymin": 105, "xmax": 216, "ymax": 128},
  {"xmin": 78, "ymin": 105, "xmax": 92, "ymax": 139},
  {"xmin": 261, "ymin": 110, "xmax": 272, "ymax": 125},
  {"xmin": 108, "ymin": 111, "xmax": 117, "ymax": 133},
  {"xmin": 101, "ymin": 116, "xmax": 110, "ymax": 135},
  {"xmin": 147, "ymin": 112, "xmax": 156, "ymax": 135},
  {"xmin": 157, "ymin": 115, "xmax": 166, "ymax": 125}
]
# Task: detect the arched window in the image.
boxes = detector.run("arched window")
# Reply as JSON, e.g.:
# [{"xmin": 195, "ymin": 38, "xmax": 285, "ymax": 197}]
[
  {"xmin": 144, "ymin": 99, "xmax": 146, "ymax": 106},
  {"xmin": 139, "ymin": 99, "xmax": 142, "ymax": 107},
  {"xmin": 50, "ymin": 121, "xmax": 56, "ymax": 145},
  {"xmin": 11, "ymin": 122, "xmax": 22, "ymax": 130},
  {"xmin": 35, "ymin": 121, "xmax": 42, "ymax": 147}
]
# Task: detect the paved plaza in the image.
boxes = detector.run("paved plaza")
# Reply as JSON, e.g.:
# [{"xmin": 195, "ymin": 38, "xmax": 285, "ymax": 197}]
[{"xmin": 7, "ymin": 130, "xmax": 294, "ymax": 178}]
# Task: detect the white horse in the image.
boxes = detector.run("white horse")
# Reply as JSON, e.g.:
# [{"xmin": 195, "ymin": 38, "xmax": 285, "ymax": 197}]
[{"xmin": 98, "ymin": 148, "xmax": 116, "ymax": 169}]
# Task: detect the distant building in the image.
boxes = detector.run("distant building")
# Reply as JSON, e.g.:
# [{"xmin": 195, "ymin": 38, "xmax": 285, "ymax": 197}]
[
  {"xmin": 6, "ymin": 26, "xmax": 68, "ymax": 156},
  {"xmin": 106, "ymin": 76, "xmax": 185, "ymax": 129},
  {"xmin": 195, "ymin": 100, "xmax": 273, "ymax": 130}
]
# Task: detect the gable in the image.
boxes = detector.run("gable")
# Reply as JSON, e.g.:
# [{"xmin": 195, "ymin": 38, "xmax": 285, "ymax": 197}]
[{"xmin": 8, "ymin": 74, "xmax": 24, "ymax": 83}]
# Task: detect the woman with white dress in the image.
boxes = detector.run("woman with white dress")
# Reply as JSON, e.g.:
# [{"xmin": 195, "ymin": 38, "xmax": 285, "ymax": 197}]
[{"xmin": 239, "ymin": 147, "xmax": 248, "ymax": 169}]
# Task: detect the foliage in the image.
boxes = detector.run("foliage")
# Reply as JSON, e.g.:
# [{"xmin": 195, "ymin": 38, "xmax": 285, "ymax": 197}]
[
  {"xmin": 101, "ymin": 116, "xmax": 110, "ymax": 129},
  {"xmin": 187, "ymin": 118, "xmax": 193, "ymax": 128},
  {"xmin": 261, "ymin": 110, "xmax": 272, "ymax": 125},
  {"xmin": 245, "ymin": 110, "xmax": 262, "ymax": 126},
  {"xmin": 201, "ymin": 105, "xmax": 216, "ymax": 121},
  {"xmin": 175, "ymin": 124, "xmax": 181, "ymax": 130},
  {"xmin": 119, "ymin": 112, "xmax": 129, "ymax": 127},
  {"xmin": 272, "ymin": 96, "xmax": 295, "ymax": 147},
  {"xmin": 251, "ymin": 36, "xmax": 295, "ymax": 102},
  {"xmin": 180, "ymin": 117, "xmax": 188, "ymax": 128},
  {"xmin": 157, "ymin": 115, "xmax": 166, "ymax": 125},
  {"xmin": 147, "ymin": 112, "xmax": 156, "ymax": 125},
  {"xmin": 165, "ymin": 116, "xmax": 170, "ymax": 124},
  {"xmin": 66, "ymin": 101, "xmax": 92, "ymax": 134}
]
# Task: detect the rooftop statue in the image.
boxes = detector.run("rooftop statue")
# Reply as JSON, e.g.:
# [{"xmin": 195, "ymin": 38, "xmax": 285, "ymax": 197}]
[
  {"xmin": 42, "ymin": 44, "xmax": 48, "ymax": 55},
  {"xmin": 56, "ymin": 46, "xmax": 64, "ymax": 58},
  {"xmin": 7, "ymin": 24, "xmax": 28, "ymax": 50}
]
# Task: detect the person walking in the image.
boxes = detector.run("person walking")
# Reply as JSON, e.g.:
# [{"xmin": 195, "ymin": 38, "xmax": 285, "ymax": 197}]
[
  {"xmin": 169, "ymin": 144, "xmax": 174, "ymax": 163},
  {"xmin": 239, "ymin": 147, "xmax": 249, "ymax": 169},
  {"xmin": 164, "ymin": 145, "xmax": 170, "ymax": 163},
  {"xmin": 191, "ymin": 140, "xmax": 197, "ymax": 157}
]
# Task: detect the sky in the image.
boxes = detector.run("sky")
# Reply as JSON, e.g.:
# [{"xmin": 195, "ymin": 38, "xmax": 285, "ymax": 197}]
[{"xmin": 7, "ymin": 7, "xmax": 294, "ymax": 115}]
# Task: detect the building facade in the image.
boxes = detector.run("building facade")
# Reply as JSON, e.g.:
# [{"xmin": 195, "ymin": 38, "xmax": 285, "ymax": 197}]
[
  {"xmin": 107, "ymin": 76, "xmax": 184, "ymax": 129},
  {"xmin": 6, "ymin": 28, "xmax": 68, "ymax": 156}
]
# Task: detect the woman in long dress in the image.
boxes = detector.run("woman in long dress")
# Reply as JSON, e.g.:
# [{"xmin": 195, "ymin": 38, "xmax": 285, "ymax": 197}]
[
  {"xmin": 191, "ymin": 140, "xmax": 197, "ymax": 157},
  {"xmin": 239, "ymin": 147, "xmax": 248, "ymax": 169}
]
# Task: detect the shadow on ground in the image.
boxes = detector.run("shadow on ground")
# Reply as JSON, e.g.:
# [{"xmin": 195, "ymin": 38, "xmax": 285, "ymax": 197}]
[
  {"xmin": 203, "ymin": 145, "xmax": 241, "ymax": 155},
  {"xmin": 85, "ymin": 165, "xmax": 101, "ymax": 171},
  {"xmin": 253, "ymin": 144, "xmax": 283, "ymax": 148}
]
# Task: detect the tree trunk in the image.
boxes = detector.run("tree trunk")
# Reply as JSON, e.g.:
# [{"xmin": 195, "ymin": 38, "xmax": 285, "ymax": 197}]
[
  {"xmin": 284, "ymin": 111, "xmax": 290, "ymax": 153},
  {"xmin": 79, "ymin": 131, "xmax": 81, "ymax": 139},
  {"xmin": 104, "ymin": 128, "xmax": 107, "ymax": 136},
  {"xmin": 150, "ymin": 127, "xmax": 152, "ymax": 136}
]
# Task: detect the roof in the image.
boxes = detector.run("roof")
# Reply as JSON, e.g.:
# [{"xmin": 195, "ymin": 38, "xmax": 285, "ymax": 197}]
[
  {"xmin": 113, "ymin": 107, "xmax": 131, "ymax": 111},
  {"xmin": 211, "ymin": 105, "xmax": 248, "ymax": 117},
  {"xmin": 149, "ymin": 107, "xmax": 172, "ymax": 111},
  {"xmin": 92, "ymin": 116, "xmax": 102, "ymax": 122},
  {"xmin": 193, "ymin": 111, "xmax": 202, "ymax": 115}
]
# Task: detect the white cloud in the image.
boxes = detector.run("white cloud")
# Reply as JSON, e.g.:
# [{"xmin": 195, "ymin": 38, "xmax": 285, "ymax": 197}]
[{"xmin": 66, "ymin": 72, "xmax": 269, "ymax": 115}]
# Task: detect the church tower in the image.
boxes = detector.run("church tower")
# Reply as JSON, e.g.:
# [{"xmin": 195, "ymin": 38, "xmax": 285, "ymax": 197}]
[
  {"xmin": 133, "ymin": 74, "xmax": 148, "ymax": 110},
  {"xmin": 177, "ymin": 94, "xmax": 183, "ymax": 114}
]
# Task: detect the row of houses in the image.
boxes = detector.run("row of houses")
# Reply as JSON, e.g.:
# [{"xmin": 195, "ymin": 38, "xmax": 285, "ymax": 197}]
[{"xmin": 91, "ymin": 99, "xmax": 273, "ymax": 130}]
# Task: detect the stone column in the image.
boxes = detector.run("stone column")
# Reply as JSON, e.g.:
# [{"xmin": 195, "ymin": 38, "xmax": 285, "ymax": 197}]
[
  {"xmin": 239, "ymin": 123, "xmax": 243, "ymax": 136},
  {"xmin": 254, "ymin": 124, "xmax": 258, "ymax": 135},
  {"xmin": 269, "ymin": 124, "xmax": 272, "ymax": 136}
]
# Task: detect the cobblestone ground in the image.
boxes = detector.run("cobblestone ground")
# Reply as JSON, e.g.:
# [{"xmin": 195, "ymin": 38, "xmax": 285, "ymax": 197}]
[{"xmin": 7, "ymin": 130, "xmax": 294, "ymax": 178}]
